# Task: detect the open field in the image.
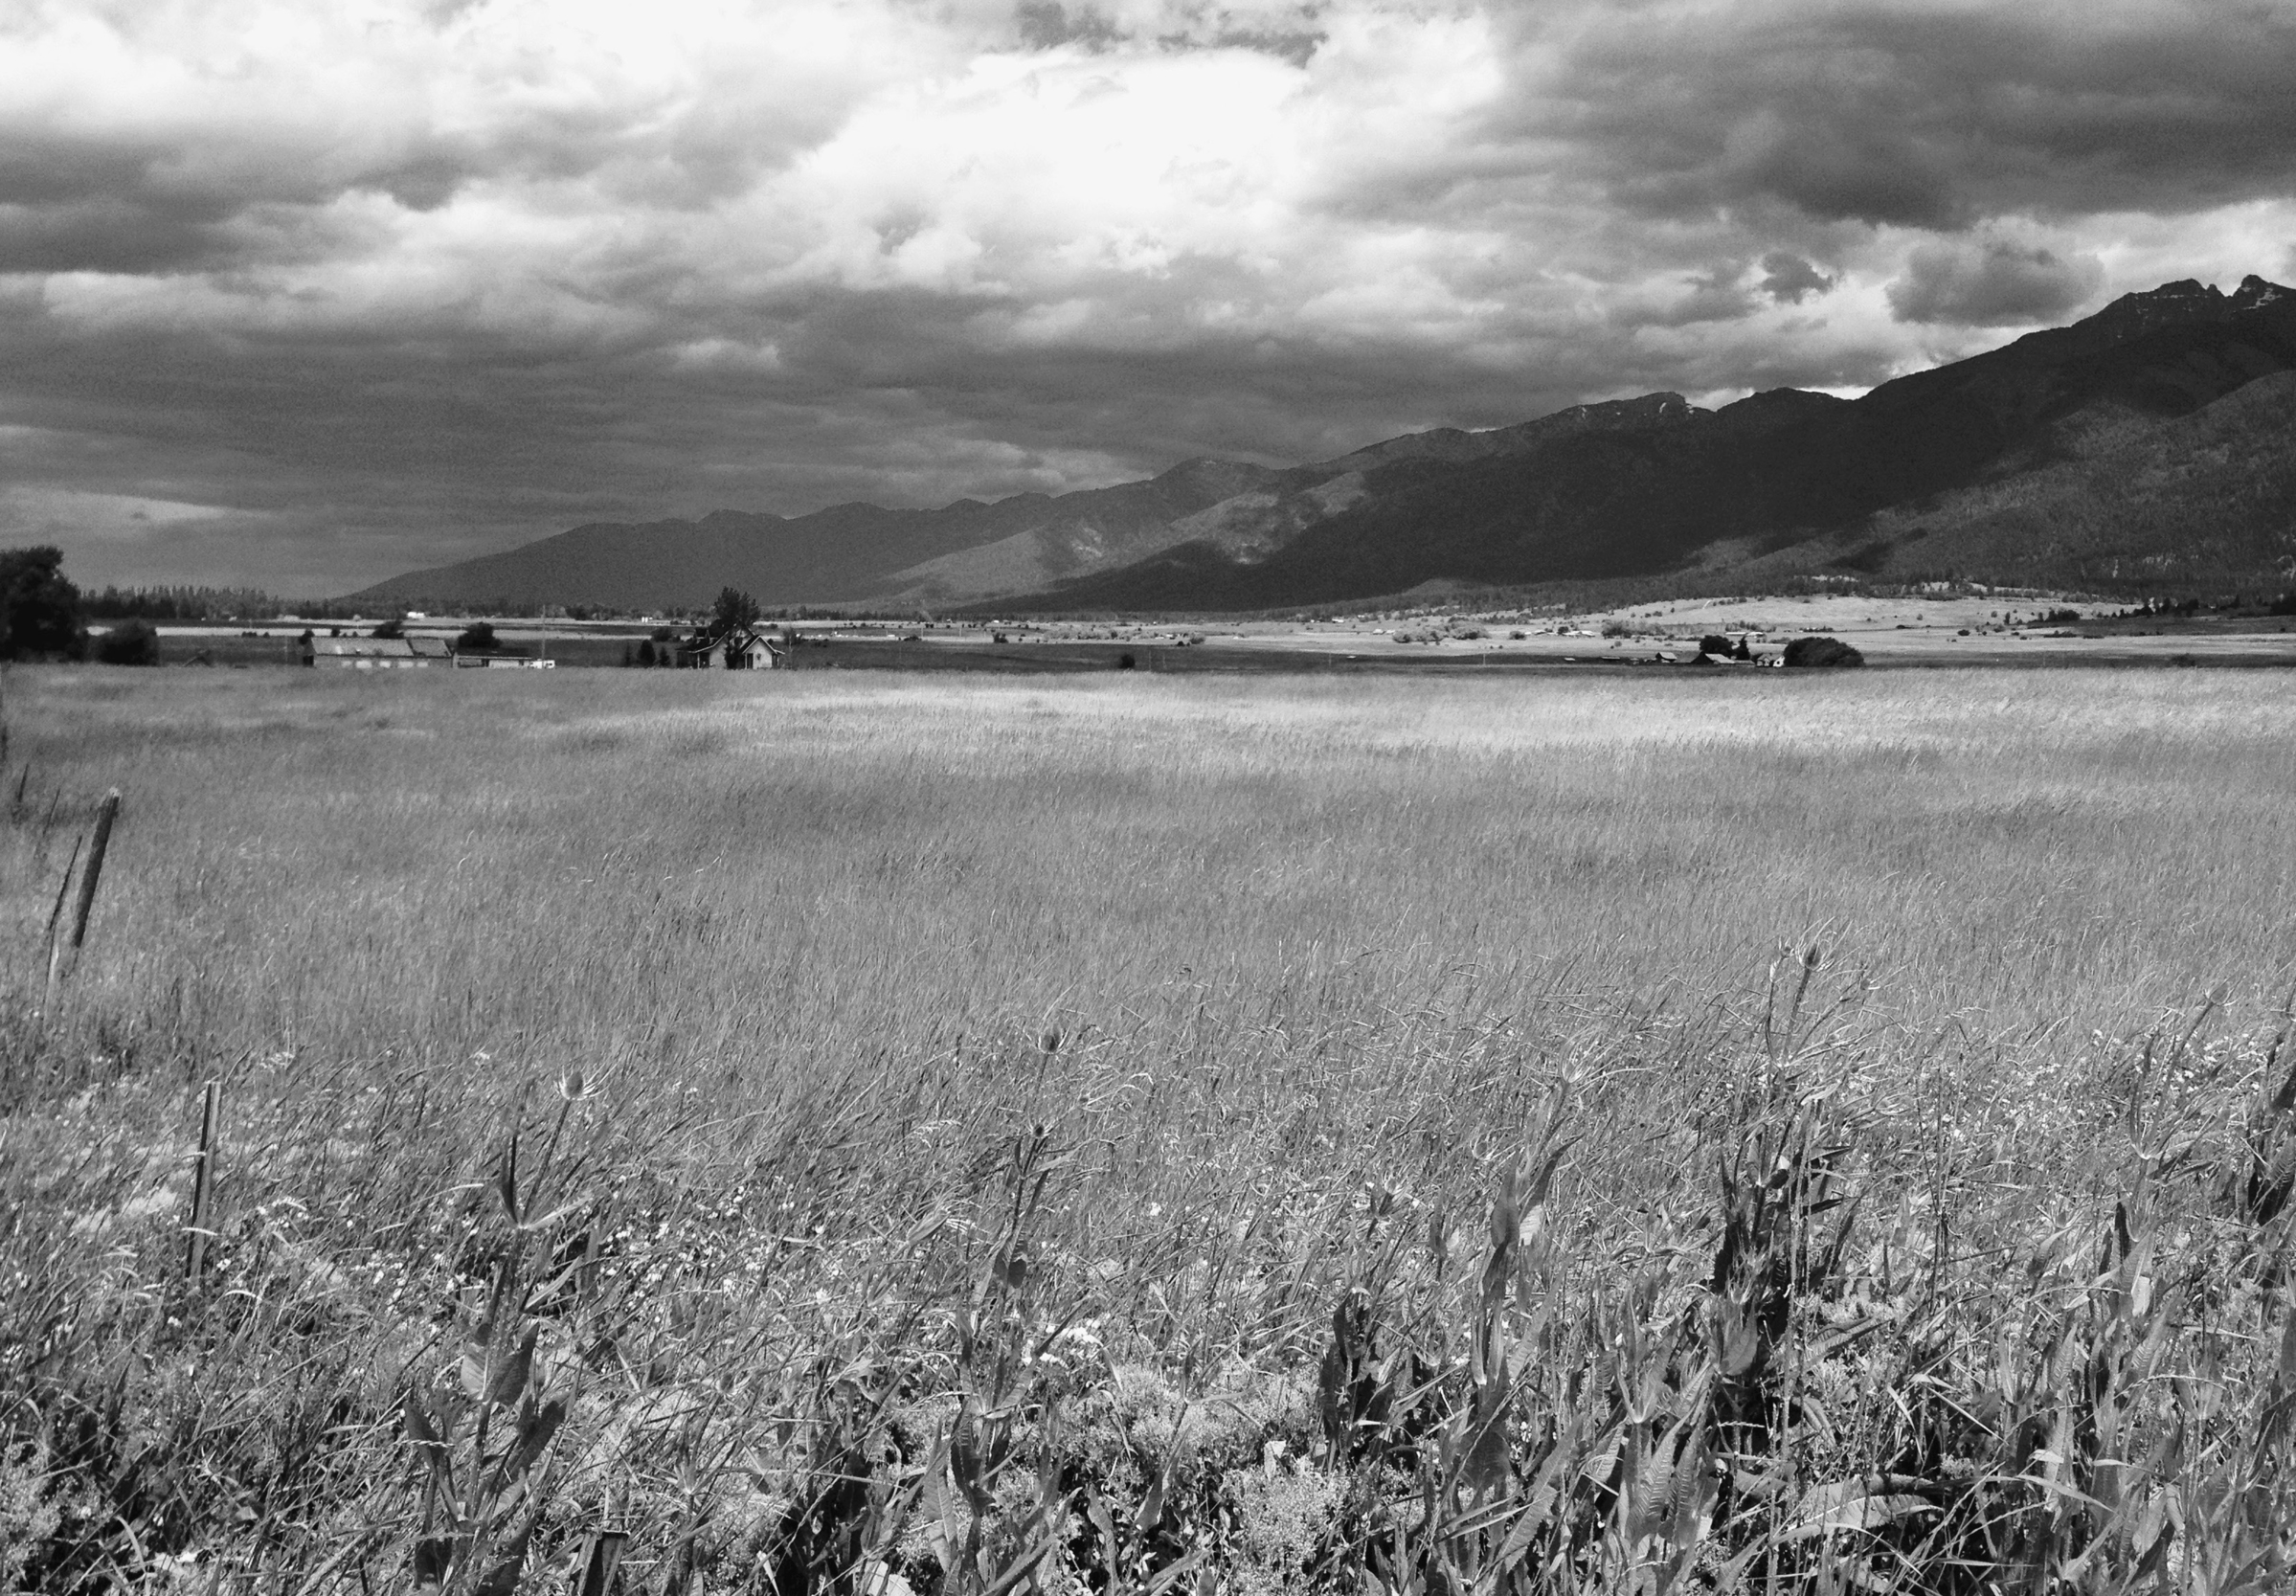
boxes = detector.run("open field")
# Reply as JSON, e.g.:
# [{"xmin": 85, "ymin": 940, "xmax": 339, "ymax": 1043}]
[{"xmin": 5, "ymin": 665, "xmax": 2296, "ymax": 1591}]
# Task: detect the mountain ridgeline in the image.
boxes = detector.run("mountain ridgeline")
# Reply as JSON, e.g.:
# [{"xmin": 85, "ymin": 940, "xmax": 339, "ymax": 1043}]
[{"xmin": 351, "ymin": 276, "xmax": 2296, "ymax": 613}]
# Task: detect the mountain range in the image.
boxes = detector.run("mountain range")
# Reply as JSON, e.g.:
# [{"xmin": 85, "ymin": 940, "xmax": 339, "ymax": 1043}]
[{"xmin": 349, "ymin": 275, "xmax": 2296, "ymax": 614}]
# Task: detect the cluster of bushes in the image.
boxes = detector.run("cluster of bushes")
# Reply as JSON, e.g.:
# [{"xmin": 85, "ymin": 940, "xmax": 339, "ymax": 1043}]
[
  {"xmin": 1783, "ymin": 636, "xmax": 1863, "ymax": 667},
  {"xmin": 1391, "ymin": 624, "xmax": 1487, "ymax": 644},
  {"xmin": 90, "ymin": 621, "xmax": 159, "ymax": 666},
  {"xmin": 621, "ymin": 628, "xmax": 685, "ymax": 666}
]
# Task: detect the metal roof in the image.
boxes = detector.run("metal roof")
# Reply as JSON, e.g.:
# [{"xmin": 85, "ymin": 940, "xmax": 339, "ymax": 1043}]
[{"xmin": 312, "ymin": 638, "xmax": 416, "ymax": 657}]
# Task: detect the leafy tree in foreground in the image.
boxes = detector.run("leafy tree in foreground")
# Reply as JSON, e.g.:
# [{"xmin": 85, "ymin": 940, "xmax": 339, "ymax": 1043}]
[
  {"xmin": 455, "ymin": 621, "xmax": 499, "ymax": 654},
  {"xmin": 0, "ymin": 546, "xmax": 85, "ymax": 660}
]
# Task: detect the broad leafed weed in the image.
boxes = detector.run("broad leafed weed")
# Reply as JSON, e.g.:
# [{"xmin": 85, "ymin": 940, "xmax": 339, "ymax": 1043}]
[{"xmin": 8, "ymin": 968, "xmax": 2296, "ymax": 1591}]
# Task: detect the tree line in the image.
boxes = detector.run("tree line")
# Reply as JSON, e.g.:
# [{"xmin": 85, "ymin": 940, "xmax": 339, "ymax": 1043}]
[{"xmin": 81, "ymin": 583, "xmax": 292, "ymax": 621}]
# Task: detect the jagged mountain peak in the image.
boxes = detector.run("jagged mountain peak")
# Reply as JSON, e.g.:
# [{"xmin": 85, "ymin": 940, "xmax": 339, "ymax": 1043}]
[
  {"xmin": 2233, "ymin": 274, "xmax": 2292, "ymax": 311},
  {"xmin": 2082, "ymin": 273, "xmax": 2295, "ymax": 339}
]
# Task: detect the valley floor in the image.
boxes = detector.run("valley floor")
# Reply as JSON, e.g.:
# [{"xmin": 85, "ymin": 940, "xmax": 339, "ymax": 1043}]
[
  {"xmin": 146, "ymin": 592, "xmax": 2296, "ymax": 673},
  {"xmin": 4, "ymin": 666, "xmax": 2293, "ymax": 1589}
]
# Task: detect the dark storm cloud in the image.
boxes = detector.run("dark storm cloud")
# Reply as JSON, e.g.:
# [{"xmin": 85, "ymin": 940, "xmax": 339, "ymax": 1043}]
[
  {"xmin": 1886, "ymin": 237, "xmax": 2105, "ymax": 326},
  {"xmin": 1759, "ymin": 253, "xmax": 1835, "ymax": 305},
  {"xmin": 0, "ymin": 143, "xmax": 239, "ymax": 274},
  {"xmin": 1516, "ymin": 2, "xmax": 2296, "ymax": 226},
  {"xmin": 3, "ymin": 0, "xmax": 2293, "ymax": 593}
]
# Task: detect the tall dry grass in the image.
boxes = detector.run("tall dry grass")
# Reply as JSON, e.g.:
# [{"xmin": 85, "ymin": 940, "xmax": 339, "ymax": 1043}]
[{"xmin": 3, "ymin": 664, "xmax": 2293, "ymax": 1591}]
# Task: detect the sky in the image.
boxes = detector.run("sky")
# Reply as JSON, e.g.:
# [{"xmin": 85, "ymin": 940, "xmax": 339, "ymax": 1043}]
[{"xmin": 3, "ymin": 0, "xmax": 2293, "ymax": 596}]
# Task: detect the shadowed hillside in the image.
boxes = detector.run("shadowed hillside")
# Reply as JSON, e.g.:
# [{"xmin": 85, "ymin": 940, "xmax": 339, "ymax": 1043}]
[
  {"xmin": 1016, "ymin": 275, "xmax": 2296, "ymax": 610},
  {"xmin": 1741, "ymin": 370, "xmax": 2296, "ymax": 590},
  {"xmin": 350, "ymin": 275, "xmax": 2296, "ymax": 613}
]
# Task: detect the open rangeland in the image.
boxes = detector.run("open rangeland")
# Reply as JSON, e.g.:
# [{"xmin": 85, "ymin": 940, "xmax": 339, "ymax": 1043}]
[{"xmin": 4, "ymin": 665, "xmax": 2294, "ymax": 1592}]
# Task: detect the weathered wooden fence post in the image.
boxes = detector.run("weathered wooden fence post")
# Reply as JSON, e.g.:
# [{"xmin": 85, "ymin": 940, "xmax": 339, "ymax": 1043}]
[
  {"xmin": 66, "ymin": 787, "xmax": 121, "ymax": 958},
  {"xmin": 185, "ymin": 1079, "xmax": 223, "ymax": 1283},
  {"xmin": 40, "ymin": 788, "xmax": 120, "ymax": 1012}
]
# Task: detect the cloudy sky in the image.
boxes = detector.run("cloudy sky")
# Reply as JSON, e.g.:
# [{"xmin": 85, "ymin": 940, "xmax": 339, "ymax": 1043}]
[{"xmin": 3, "ymin": 0, "xmax": 2292, "ymax": 595}]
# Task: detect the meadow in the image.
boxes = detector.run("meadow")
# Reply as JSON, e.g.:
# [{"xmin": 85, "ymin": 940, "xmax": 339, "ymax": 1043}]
[{"xmin": 3, "ymin": 664, "xmax": 2293, "ymax": 1592}]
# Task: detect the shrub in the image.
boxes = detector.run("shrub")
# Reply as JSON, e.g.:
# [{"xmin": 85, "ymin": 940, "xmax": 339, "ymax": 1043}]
[
  {"xmin": 1782, "ymin": 635, "xmax": 1865, "ymax": 667},
  {"xmin": 93, "ymin": 619, "xmax": 160, "ymax": 666}
]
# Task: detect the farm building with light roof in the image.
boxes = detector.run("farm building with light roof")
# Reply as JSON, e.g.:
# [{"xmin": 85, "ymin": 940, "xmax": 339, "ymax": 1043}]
[{"xmin": 303, "ymin": 636, "xmax": 451, "ymax": 668}]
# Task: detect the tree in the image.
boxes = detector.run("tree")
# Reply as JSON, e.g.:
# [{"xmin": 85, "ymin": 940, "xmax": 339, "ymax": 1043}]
[
  {"xmin": 455, "ymin": 621, "xmax": 499, "ymax": 654},
  {"xmin": 711, "ymin": 587, "xmax": 761, "ymax": 635},
  {"xmin": 0, "ymin": 546, "xmax": 86, "ymax": 660},
  {"xmin": 371, "ymin": 618, "xmax": 405, "ymax": 639},
  {"xmin": 1782, "ymin": 636, "xmax": 1865, "ymax": 668}
]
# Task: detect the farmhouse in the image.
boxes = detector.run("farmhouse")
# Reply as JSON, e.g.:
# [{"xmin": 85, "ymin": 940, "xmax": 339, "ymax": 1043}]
[{"xmin": 683, "ymin": 623, "xmax": 785, "ymax": 669}]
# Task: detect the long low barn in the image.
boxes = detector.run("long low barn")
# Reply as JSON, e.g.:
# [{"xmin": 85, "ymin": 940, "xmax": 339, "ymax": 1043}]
[{"xmin": 305, "ymin": 637, "xmax": 452, "ymax": 667}]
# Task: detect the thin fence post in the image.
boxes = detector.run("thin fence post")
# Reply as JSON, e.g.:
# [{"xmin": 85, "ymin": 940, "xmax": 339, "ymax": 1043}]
[{"xmin": 186, "ymin": 1079, "xmax": 222, "ymax": 1283}]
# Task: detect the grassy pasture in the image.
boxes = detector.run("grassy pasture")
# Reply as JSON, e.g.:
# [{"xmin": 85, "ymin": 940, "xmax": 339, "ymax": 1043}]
[{"xmin": 4, "ymin": 665, "xmax": 2295, "ymax": 1591}]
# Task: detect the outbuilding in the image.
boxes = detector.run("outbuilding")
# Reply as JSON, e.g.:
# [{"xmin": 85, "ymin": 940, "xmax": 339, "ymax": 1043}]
[{"xmin": 306, "ymin": 637, "xmax": 439, "ymax": 669}]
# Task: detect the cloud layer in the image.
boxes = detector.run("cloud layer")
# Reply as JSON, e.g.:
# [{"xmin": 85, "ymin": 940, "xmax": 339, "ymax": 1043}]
[{"xmin": 3, "ymin": 0, "xmax": 2292, "ymax": 592}]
